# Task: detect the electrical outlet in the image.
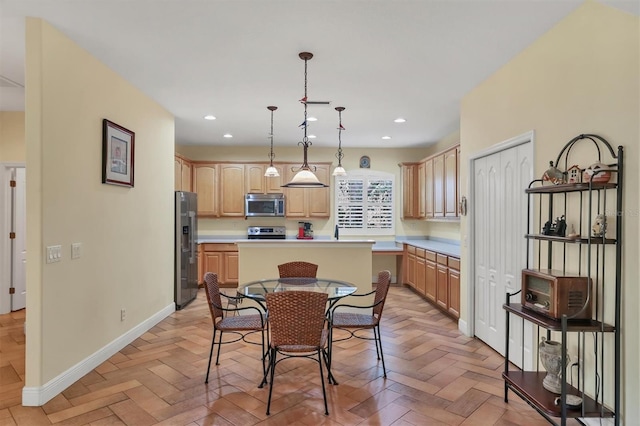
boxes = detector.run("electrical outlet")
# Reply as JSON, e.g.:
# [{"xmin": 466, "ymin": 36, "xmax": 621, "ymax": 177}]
[
  {"xmin": 120, "ymin": 309, "xmax": 126, "ymax": 321},
  {"xmin": 71, "ymin": 243, "xmax": 82, "ymax": 259}
]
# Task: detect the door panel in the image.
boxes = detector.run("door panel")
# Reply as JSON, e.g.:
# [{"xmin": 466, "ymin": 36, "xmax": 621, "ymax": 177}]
[{"xmin": 12, "ymin": 167, "xmax": 26, "ymax": 311}]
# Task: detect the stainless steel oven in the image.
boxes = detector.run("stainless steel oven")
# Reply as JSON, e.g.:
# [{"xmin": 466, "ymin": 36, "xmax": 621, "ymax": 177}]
[{"xmin": 245, "ymin": 193, "xmax": 285, "ymax": 217}]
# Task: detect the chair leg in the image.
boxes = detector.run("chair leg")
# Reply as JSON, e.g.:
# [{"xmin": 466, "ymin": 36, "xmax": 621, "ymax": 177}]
[
  {"xmin": 322, "ymin": 348, "xmax": 338, "ymax": 385},
  {"xmin": 259, "ymin": 328, "xmax": 269, "ymax": 388},
  {"xmin": 317, "ymin": 349, "xmax": 329, "ymax": 415},
  {"xmin": 215, "ymin": 329, "xmax": 224, "ymax": 365},
  {"xmin": 205, "ymin": 330, "xmax": 216, "ymax": 384},
  {"xmin": 266, "ymin": 347, "xmax": 277, "ymax": 415},
  {"xmin": 374, "ymin": 324, "xmax": 387, "ymax": 378}
]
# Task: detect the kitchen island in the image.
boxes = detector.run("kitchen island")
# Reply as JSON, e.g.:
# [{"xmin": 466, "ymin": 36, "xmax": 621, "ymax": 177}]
[{"xmin": 235, "ymin": 239, "xmax": 375, "ymax": 301}]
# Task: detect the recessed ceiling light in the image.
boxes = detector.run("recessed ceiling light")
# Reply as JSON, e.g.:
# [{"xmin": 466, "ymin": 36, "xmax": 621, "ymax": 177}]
[
  {"xmin": 394, "ymin": 118, "xmax": 406, "ymax": 123},
  {"xmin": 307, "ymin": 117, "xmax": 318, "ymax": 122},
  {"xmin": 382, "ymin": 136, "xmax": 391, "ymax": 140},
  {"xmin": 204, "ymin": 115, "xmax": 216, "ymax": 120},
  {"xmin": 308, "ymin": 134, "xmax": 316, "ymax": 139},
  {"xmin": 223, "ymin": 133, "xmax": 233, "ymax": 138}
]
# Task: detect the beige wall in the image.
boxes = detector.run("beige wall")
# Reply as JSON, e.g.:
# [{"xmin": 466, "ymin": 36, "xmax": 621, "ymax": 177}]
[
  {"xmin": 460, "ymin": 2, "xmax": 638, "ymax": 422},
  {"xmin": 0, "ymin": 112, "xmax": 26, "ymax": 162},
  {"xmin": 25, "ymin": 18, "xmax": 175, "ymax": 395}
]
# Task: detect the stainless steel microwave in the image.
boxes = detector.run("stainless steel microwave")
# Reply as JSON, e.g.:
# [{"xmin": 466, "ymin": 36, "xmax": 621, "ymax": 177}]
[{"xmin": 245, "ymin": 193, "xmax": 285, "ymax": 217}]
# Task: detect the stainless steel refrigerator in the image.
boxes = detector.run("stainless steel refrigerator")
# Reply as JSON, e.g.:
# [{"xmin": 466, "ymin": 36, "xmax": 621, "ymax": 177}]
[{"xmin": 175, "ymin": 191, "xmax": 198, "ymax": 310}]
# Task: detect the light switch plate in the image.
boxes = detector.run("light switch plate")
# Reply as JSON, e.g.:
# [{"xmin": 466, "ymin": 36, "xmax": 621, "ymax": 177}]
[{"xmin": 46, "ymin": 245, "xmax": 62, "ymax": 263}]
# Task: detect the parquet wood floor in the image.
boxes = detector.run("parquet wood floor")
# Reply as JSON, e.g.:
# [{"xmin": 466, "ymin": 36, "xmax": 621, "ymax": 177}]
[{"xmin": 0, "ymin": 286, "xmax": 580, "ymax": 425}]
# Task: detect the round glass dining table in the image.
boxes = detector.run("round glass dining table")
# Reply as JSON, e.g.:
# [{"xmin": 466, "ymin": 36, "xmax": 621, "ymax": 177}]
[{"xmin": 238, "ymin": 277, "xmax": 357, "ymax": 303}]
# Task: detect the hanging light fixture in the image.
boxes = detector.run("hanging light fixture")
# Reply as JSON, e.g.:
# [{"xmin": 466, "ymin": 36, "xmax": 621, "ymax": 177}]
[
  {"xmin": 264, "ymin": 106, "xmax": 280, "ymax": 177},
  {"xmin": 332, "ymin": 106, "xmax": 347, "ymax": 176},
  {"xmin": 282, "ymin": 52, "xmax": 328, "ymax": 188}
]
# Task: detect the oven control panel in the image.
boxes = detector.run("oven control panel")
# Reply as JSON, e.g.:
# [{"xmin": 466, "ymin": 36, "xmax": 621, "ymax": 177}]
[{"xmin": 247, "ymin": 226, "xmax": 286, "ymax": 239}]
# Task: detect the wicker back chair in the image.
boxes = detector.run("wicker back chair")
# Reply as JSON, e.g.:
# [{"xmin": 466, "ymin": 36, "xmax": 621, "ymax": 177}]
[
  {"xmin": 329, "ymin": 270, "xmax": 392, "ymax": 378},
  {"xmin": 277, "ymin": 261, "xmax": 318, "ymax": 278},
  {"xmin": 264, "ymin": 291, "xmax": 331, "ymax": 416},
  {"xmin": 203, "ymin": 272, "xmax": 267, "ymax": 384}
]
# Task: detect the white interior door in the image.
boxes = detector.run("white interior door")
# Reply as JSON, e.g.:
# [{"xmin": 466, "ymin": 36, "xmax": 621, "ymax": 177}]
[
  {"xmin": 12, "ymin": 167, "xmax": 27, "ymax": 311},
  {"xmin": 472, "ymin": 138, "xmax": 533, "ymax": 369}
]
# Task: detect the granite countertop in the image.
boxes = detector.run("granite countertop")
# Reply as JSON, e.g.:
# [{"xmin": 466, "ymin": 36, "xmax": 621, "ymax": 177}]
[{"xmin": 197, "ymin": 235, "xmax": 456, "ymax": 255}]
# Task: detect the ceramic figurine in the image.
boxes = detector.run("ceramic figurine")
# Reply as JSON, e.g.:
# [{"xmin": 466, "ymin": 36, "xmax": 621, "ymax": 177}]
[
  {"xmin": 592, "ymin": 214, "xmax": 607, "ymax": 237},
  {"xmin": 543, "ymin": 161, "xmax": 565, "ymax": 185},
  {"xmin": 583, "ymin": 161, "xmax": 612, "ymax": 183},
  {"xmin": 566, "ymin": 165, "xmax": 582, "ymax": 184}
]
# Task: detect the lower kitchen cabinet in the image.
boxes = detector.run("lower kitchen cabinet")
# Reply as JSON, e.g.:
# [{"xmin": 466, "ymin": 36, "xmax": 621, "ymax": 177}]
[
  {"xmin": 198, "ymin": 243, "xmax": 238, "ymax": 287},
  {"xmin": 403, "ymin": 243, "xmax": 459, "ymax": 320}
]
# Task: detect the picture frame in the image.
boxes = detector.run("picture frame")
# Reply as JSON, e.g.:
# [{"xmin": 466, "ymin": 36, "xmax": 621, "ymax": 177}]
[{"xmin": 102, "ymin": 119, "xmax": 135, "ymax": 187}]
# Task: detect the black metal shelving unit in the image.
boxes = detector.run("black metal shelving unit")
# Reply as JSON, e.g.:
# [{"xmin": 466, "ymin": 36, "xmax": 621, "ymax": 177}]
[{"xmin": 503, "ymin": 134, "xmax": 622, "ymax": 426}]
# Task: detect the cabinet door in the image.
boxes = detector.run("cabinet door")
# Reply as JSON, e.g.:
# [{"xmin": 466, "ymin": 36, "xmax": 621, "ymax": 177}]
[
  {"xmin": 402, "ymin": 164, "xmax": 416, "ymax": 218},
  {"xmin": 223, "ymin": 252, "xmax": 239, "ymax": 285},
  {"xmin": 265, "ymin": 165, "xmax": 284, "ymax": 193},
  {"xmin": 307, "ymin": 164, "xmax": 330, "ymax": 217},
  {"xmin": 202, "ymin": 251, "xmax": 223, "ymax": 278},
  {"xmin": 415, "ymin": 255, "xmax": 426, "ymax": 296},
  {"xmin": 417, "ymin": 162, "xmax": 426, "ymax": 218},
  {"xmin": 406, "ymin": 253, "xmax": 416, "ymax": 288},
  {"xmin": 245, "ymin": 164, "xmax": 266, "ymax": 194},
  {"xmin": 193, "ymin": 164, "xmax": 218, "ymax": 216},
  {"xmin": 174, "ymin": 157, "xmax": 182, "ymax": 191},
  {"xmin": 448, "ymin": 268, "xmax": 460, "ymax": 319},
  {"xmin": 436, "ymin": 264, "xmax": 449, "ymax": 310},
  {"xmin": 424, "ymin": 158, "xmax": 434, "ymax": 219},
  {"xmin": 425, "ymin": 259, "xmax": 437, "ymax": 303},
  {"xmin": 433, "ymin": 155, "xmax": 445, "ymax": 217},
  {"xmin": 444, "ymin": 148, "xmax": 458, "ymax": 217},
  {"xmin": 283, "ymin": 165, "xmax": 306, "ymax": 217},
  {"xmin": 219, "ymin": 164, "xmax": 245, "ymax": 216},
  {"xmin": 181, "ymin": 161, "xmax": 192, "ymax": 192}
]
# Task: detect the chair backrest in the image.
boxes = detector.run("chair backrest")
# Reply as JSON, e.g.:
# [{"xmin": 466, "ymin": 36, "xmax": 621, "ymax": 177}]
[
  {"xmin": 373, "ymin": 270, "xmax": 392, "ymax": 319},
  {"xmin": 203, "ymin": 272, "xmax": 224, "ymax": 324},
  {"xmin": 278, "ymin": 261, "xmax": 318, "ymax": 278},
  {"xmin": 265, "ymin": 291, "xmax": 328, "ymax": 348}
]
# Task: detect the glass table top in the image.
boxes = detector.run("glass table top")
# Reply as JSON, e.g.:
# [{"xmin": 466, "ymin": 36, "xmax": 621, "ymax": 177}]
[{"xmin": 238, "ymin": 277, "xmax": 357, "ymax": 301}]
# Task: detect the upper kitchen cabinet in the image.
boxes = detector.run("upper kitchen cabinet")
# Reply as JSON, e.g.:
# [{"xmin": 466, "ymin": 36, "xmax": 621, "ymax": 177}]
[
  {"xmin": 401, "ymin": 163, "xmax": 418, "ymax": 219},
  {"xmin": 402, "ymin": 144, "xmax": 460, "ymax": 221},
  {"xmin": 283, "ymin": 163, "xmax": 330, "ymax": 218},
  {"xmin": 193, "ymin": 163, "xmax": 218, "ymax": 217},
  {"xmin": 174, "ymin": 155, "xmax": 192, "ymax": 192},
  {"xmin": 245, "ymin": 163, "xmax": 284, "ymax": 194},
  {"xmin": 219, "ymin": 164, "xmax": 245, "ymax": 217},
  {"xmin": 443, "ymin": 146, "xmax": 458, "ymax": 218}
]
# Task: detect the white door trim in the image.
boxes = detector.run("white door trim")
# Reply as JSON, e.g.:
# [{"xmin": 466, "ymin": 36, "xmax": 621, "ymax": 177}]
[
  {"xmin": 465, "ymin": 131, "xmax": 535, "ymax": 339},
  {"xmin": 0, "ymin": 162, "xmax": 26, "ymax": 314}
]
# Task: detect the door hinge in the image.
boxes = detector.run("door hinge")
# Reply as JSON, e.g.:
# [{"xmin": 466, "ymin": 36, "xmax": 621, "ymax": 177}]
[
  {"xmin": 9, "ymin": 232, "xmax": 15, "ymax": 239},
  {"xmin": 10, "ymin": 180, "xmax": 16, "ymax": 187},
  {"xmin": 9, "ymin": 287, "xmax": 15, "ymax": 294}
]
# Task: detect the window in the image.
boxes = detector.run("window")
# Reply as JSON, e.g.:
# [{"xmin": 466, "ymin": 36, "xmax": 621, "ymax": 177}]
[{"xmin": 335, "ymin": 170, "xmax": 395, "ymax": 236}]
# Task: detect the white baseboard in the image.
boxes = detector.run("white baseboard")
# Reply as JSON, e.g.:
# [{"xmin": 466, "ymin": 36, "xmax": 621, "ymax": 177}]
[
  {"xmin": 458, "ymin": 318, "xmax": 471, "ymax": 337},
  {"xmin": 22, "ymin": 303, "xmax": 175, "ymax": 406},
  {"xmin": 580, "ymin": 418, "xmax": 614, "ymax": 426}
]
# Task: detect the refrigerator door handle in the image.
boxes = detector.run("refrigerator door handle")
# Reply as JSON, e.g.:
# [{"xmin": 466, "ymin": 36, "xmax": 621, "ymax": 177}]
[{"xmin": 189, "ymin": 211, "xmax": 196, "ymax": 264}]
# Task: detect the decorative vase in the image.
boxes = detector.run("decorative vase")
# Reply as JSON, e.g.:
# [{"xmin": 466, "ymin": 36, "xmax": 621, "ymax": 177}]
[{"xmin": 539, "ymin": 338, "xmax": 569, "ymax": 394}]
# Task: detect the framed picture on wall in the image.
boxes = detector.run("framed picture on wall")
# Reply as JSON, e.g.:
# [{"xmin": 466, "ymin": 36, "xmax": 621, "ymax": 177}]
[{"xmin": 102, "ymin": 119, "xmax": 135, "ymax": 187}]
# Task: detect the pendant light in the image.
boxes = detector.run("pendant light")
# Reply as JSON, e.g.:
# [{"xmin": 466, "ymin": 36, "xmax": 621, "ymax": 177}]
[
  {"xmin": 281, "ymin": 52, "xmax": 328, "ymax": 188},
  {"xmin": 332, "ymin": 106, "xmax": 347, "ymax": 176},
  {"xmin": 264, "ymin": 106, "xmax": 280, "ymax": 177}
]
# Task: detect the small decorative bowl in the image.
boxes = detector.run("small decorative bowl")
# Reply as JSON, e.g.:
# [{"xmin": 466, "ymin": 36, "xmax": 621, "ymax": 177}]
[{"xmin": 583, "ymin": 162, "xmax": 611, "ymax": 183}]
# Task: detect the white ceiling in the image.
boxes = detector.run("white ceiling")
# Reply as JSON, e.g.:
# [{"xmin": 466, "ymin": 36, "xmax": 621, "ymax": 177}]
[{"xmin": 1, "ymin": 0, "xmax": 638, "ymax": 148}]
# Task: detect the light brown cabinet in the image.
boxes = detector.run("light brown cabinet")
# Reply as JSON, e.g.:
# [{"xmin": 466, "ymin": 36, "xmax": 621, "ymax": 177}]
[
  {"xmin": 174, "ymin": 155, "xmax": 192, "ymax": 192},
  {"xmin": 193, "ymin": 163, "xmax": 218, "ymax": 217},
  {"xmin": 401, "ymin": 144, "xmax": 460, "ymax": 221},
  {"xmin": 199, "ymin": 243, "xmax": 238, "ymax": 287},
  {"xmin": 283, "ymin": 163, "xmax": 330, "ymax": 218},
  {"xmin": 401, "ymin": 164, "xmax": 418, "ymax": 219},
  {"xmin": 245, "ymin": 163, "xmax": 284, "ymax": 194},
  {"xmin": 403, "ymin": 243, "xmax": 459, "ymax": 320},
  {"xmin": 219, "ymin": 164, "xmax": 245, "ymax": 217}
]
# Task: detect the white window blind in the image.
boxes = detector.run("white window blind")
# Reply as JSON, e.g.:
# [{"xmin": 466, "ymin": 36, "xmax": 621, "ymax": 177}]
[{"xmin": 335, "ymin": 170, "xmax": 395, "ymax": 236}]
